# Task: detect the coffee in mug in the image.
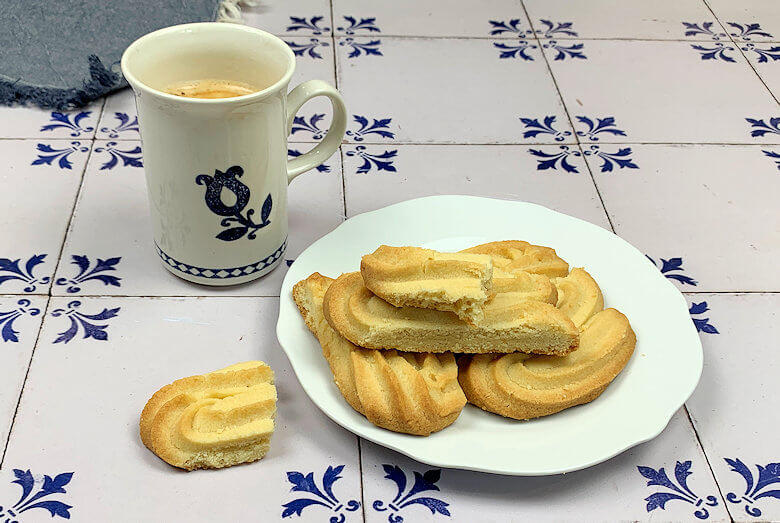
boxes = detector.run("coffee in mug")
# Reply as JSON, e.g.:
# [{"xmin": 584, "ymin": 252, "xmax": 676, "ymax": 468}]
[{"xmin": 163, "ymin": 79, "xmax": 259, "ymax": 99}]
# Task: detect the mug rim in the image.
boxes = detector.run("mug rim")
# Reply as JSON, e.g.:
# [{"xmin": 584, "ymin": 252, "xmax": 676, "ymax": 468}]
[{"xmin": 120, "ymin": 22, "xmax": 296, "ymax": 105}]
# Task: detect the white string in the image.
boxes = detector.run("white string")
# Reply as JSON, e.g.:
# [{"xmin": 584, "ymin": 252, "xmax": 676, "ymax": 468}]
[{"xmin": 217, "ymin": 0, "xmax": 260, "ymax": 24}]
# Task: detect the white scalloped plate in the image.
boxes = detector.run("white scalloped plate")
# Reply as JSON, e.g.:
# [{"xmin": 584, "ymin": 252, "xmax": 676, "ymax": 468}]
[{"xmin": 276, "ymin": 195, "xmax": 702, "ymax": 475}]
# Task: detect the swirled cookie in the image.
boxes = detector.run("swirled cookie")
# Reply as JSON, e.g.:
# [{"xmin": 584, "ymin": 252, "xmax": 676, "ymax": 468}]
[
  {"xmin": 458, "ymin": 308, "xmax": 635, "ymax": 420},
  {"xmin": 293, "ymin": 273, "xmax": 466, "ymax": 436},
  {"xmin": 323, "ymin": 272, "xmax": 578, "ymax": 355},
  {"xmin": 553, "ymin": 267, "xmax": 604, "ymax": 328},
  {"xmin": 361, "ymin": 245, "xmax": 494, "ymax": 324},
  {"xmin": 140, "ymin": 361, "xmax": 276, "ymax": 470},
  {"xmin": 461, "ymin": 240, "xmax": 569, "ymax": 278}
]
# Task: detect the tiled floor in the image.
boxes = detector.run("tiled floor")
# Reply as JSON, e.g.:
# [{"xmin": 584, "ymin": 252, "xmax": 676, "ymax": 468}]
[{"xmin": 0, "ymin": 1, "xmax": 777, "ymax": 522}]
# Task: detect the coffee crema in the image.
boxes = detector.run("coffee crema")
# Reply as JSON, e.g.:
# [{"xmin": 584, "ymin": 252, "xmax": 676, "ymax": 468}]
[{"xmin": 163, "ymin": 79, "xmax": 259, "ymax": 99}]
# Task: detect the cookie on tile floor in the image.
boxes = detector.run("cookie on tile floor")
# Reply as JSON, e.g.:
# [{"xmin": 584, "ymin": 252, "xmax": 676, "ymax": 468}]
[{"xmin": 140, "ymin": 361, "xmax": 276, "ymax": 470}]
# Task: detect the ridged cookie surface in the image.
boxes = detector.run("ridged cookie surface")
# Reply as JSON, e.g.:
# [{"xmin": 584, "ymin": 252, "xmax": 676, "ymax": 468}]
[
  {"xmin": 458, "ymin": 308, "xmax": 635, "ymax": 420},
  {"xmin": 293, "ymin": 273, "xmax": 466, "ymax": 436},
  {"xmin": 462, "ymin": 240, "xmax": 569, "ymax": 278},
  {"xmin": 323, "ymin": 272, "xmax": 579, "ymax": 355},
  {"xmin": 140, "ymin": 361, "xmax": 276, "ymax": 470},
  {"xmin": 361, "ymin": 245, "xmax": 493, "ymax": 323}
]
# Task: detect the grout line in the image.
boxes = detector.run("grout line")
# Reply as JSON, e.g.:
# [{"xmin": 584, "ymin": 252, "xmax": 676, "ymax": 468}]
[
  {"xmin": 7, "ymin": 138, "xmax": 780, "ymax": 147},
  {"xmin": 574, "ymin": 147, "xmax": 616, "ymax": 233},
  {"xmin": 328, "ymin": 12, "xmax": 350, "ymax": 224},
  {"xmin": 522, "ymin": 0, "xmax": 617, "ymax": 234},
  {"xmin": 325, "ymin": 34, "xmax": 763, "ymax": 43},
  {"xmin": 357, "ymin": 437, "xmax": 367, "ymax": 522},
  {"xmin": 0, "ymin": 297, "xmax": 51, "ymax": 467},
  {"xmin": 704, "ymin": 2, "xmax": 780, "ymax": 106},
  {"xmin": 683, "ymin": 405, "xmax": 734, "ymax": 522},
  {"xmin": 340, "ymin": 141, "xmax": 780, "ymax": 147},
  {"xmin": 48, "ymin": 141, "xmax": 98, "ymax": 289}
]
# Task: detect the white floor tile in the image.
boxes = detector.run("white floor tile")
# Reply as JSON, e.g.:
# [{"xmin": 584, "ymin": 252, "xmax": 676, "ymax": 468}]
[
  {"xmin": 0, "ymin": 295, "xmax": 46, "ymax": 450},
  {"xmin": 0, "ymin": 140, "xmax": 87, "ymax": 295},
  {"xmin": 336, "ymin": 37, "xmax": 572, "ymax": 144},
  {"xmin": 361, "ymin": 410, "xmax": 728, "ymax": 522},
  {"xmin": 742, "ymin": 43, "xmax": 780, "ymax": 101},
  {"xmin": 241, "ymin": 0, "xmax": 332, "ymax": 36},
  {"xmin": 0, "ymin": 297, "xmax": 362, "ymax": 522},
  {"xmin": 54, "ymin": 140, "xmax": 343, "ymax": 297},
  {"xmin": 707, "ymin": 0, "xmax": 780, "ymax": 42},
  {"xmin": 0, "ymin": 102, "xmax": 102, "ymax": 139},
  {"xmin": 591, "ymin": 144, "xmax": 780, "ymax": 292},
  {"xmin": 685, "ymin": 293, "xmax": 780, "ymax": 522},
  {"xmin": 333, "ymin": 0, "xmax": 530, "ymax": 38},
  {"xmin": 524, "ymin": 0, "xmax": 725, "ymax": 41},
  {"xmin": 342, "ymin": 144, "xmax": 611, "ymax": 230},
  {"xmin": 545, "ymin": 40, "xmax": 780, "ymax": 144}
]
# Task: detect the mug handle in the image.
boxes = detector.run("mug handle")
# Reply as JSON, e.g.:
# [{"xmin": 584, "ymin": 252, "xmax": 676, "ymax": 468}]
[{"xmin": 286, "ymin": 79, "xmax": 348, "ymax": 184}]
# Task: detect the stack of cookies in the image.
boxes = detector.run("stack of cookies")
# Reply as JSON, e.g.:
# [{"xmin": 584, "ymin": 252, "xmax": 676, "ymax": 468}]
[{"xmin": 293, "ymin": 240, "xmax": 636, "ymax": 436}]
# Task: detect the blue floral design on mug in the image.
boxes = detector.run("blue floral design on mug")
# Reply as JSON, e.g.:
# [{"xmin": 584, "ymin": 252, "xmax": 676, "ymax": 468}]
[{"xmin": 196, "ymin": 166, "xmax": 273, "ymax": 242}]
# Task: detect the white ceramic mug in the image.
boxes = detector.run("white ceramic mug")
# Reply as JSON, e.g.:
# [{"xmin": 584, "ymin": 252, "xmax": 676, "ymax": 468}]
[{"xmin": 121, "ymin": 23, "xmax": 347, "ymax": 285}]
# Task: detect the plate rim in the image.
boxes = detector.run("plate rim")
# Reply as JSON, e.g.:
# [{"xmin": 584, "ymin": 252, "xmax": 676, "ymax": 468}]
[{"xmin": 276, "ymin": 194, "xmax": 703, "ymax": 475}]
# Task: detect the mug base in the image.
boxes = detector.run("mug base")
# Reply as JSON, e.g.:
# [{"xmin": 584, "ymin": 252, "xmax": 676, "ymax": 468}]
[{"xmin": 155, "ymin": 240, "xmax": 287, "ymax": 287}]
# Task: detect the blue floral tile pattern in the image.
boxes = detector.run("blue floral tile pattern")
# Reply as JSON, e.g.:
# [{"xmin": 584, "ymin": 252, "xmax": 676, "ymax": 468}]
[
  {"xmin": 346, "ymin": 146, "xmax": 398, "ymax": 174},
  {"xmin": 575, "ymin": 116, "xmax": 627, "ymax": 141},
  {"xmin": 746, "ymin": 117, "xmax": 780, "ymax": 137},
  {"xmin": 691, "ymin": 43, "xmax": 737, "ymax": 63},
  {"xmin": 51, "ymin": 300, "xmax": 119, "ymax": 344},
  {"xmin": 291, "ymin": 114, "xmax": 327, "ymax": 140},
  {"xmin": 0, "ymin": 255, "xmax": 50, "ymax": 293},
  {"xmin": 286, "ymin": 16, "xmax": 330, "ymax": 35},
  {"xmin": 742, "ymin": 44, "xmax": 780, "ymax": 63},
  {"xmin": 0, "ymin": 469, "xmax": 74, "ymax": 521},
  {"xmin": 689, "ymin": 302, "xmax": 719, "ymax": 334},
  {"xmin": 725, "ymin": 458, "xmax": 780, "ymax": 517},
  {"xmin": 99, "ymin": 112, "xmax": 139, "ymax": 139},
  {"xmin": 346, "ymin": 115, "xmax": 395, "ymax": 142},
  {"xmin": 494, "ymin": 41, "xmax": 537, "ymax": 60},
  {"xmin": 488, "ymin": 20, "xmax": 531, "ymax": 38},
  {"xmin": 682, "ymin": 22, "xmax": 727, "ymax": 40},
  {"xmin": 285, "ymin": 38, "xmax": 330, "ymax": 59},
  {"xmin": 762, "ymin": 150, "xmax": 780, "ymax": 169},
  {"xmin": 31, "ymin": 142, "xmax": 89, "ymax": 170},
  {"xmin": 519, "ymin": 116, "xmax": 571, "ymax": 141},
  {"xmin": 727, "ymin": 23, "xmax": 773, "ymax": 41},
  {"xmin": 0, "ymin": 299, "xmax": 41, "ymax": 343},
  {"xmin": 583, "ymin": 145, "xmax": 638, "ymax": 172},
  {"xmin": 535, "ymin": 20, "xmax": 578, "ymax": 39},
  {"xmin": 281, "ymin": 465, "xmax": 360, "ymax": 521},
  {"xmin": 338, "ymin": 16, "xmax": 380, "ymax": 35},
  {"xmin": 637, "ymin": 461, "xmax": 718, "ymax": 520},
  {"xmin": 372, "ymin": 465, "xmax": 451, "ymax": 522},
  {"xmin": 40, "ymin": 111, "xmax": 94, "ymax": 137},
  {"xmin": 542, "ymin": 40, "xmax": 587, "ymax": 61},
  {"xmin": 646, "ymin": 256, "xmax": 698, "ymax": 286},
  {"xmin": 529, "ymin": 145, "xmax": 582, "ymax": 173},
  {"xmin": 340, "ymin": 38, "xmax": 382, "ymax": 58},
  {"xmin": 55, "ymin": 255, "xmax": 122, "ymax": 294},
  {"xmin": 94, "ymin": 142, "xmax": 143, "ymax": 170}
]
